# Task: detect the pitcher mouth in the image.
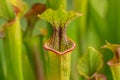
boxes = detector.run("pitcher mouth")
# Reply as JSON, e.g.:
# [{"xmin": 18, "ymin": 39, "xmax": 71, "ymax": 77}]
[
  {"xmin": 44, "ymin": 38, "xmax": 76, "ymax": 55},
  {"xmin": 107, "ymin": 57, "xmax": 120, "ymax": 66}
]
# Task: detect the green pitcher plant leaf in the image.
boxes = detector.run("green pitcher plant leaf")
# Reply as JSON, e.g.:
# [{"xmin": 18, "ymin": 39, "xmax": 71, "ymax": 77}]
[
  {"xmin": 0, "ymin": 0, "xmax": 15, "ymax": 20},
  {"xmin": 102, "ymin": 41, "xmax": 120, "ymax": 62},
  {"xmin": 38, "ymin": 8, "xmax": 82, "ymax": 54},
  {"xmin": 38, "ymin": 7, "xmax": 82, "ymax": 28},
  {"xmin": 4, "ymin": 17, "xmax": 23, "ymax": 80},
  {"xmin": 102, "ymin": 41, "xmax": 120, "ymax": 80},
  {"xmin": 77, "ymin": 47, "xmax": 103, "ymax": 79}
]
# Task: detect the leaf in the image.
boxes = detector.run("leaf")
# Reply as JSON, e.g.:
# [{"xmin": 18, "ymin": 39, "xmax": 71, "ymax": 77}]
[
  {"xmin": 76, "ymin": 47, "xmax": 103, "ymax": 79},
  {"xmin": 102, "ymin": 41, "xmax": 120, "ymax": 62},
  {"xmin": 102, "ymin": 41, "xmax": 120, "ymax": 80},
  {"xmin": 38, "ymin": 7, "xmax": 82, "ymax": 28},
  {"xmin": 38, "ymin": 8, "xmax": 82, "ymax": 55},
  {"xmin": 4, "ymin": 17, "xmax": 23, "ymax": 80},
  {"xmin": 0, "ymin": 0, "xmax": 15, "ymax": 20}
]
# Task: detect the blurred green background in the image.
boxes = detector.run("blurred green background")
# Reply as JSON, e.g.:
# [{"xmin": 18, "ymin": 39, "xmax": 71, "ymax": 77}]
[{"xmin": 0, "ymin": 0, "xmax": 120, "ymax": 80}]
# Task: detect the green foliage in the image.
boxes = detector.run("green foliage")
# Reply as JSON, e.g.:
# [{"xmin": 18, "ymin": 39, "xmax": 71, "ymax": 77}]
[
  {"xmin": 47, "ymin": 0, "xmax": 66, "ymax": 9},
  {"xmin": 38, "ymin": 8, "xmax": 82, "ymax": 28},
  {"xmin": 103, "ymin": 42, "xmax": 120, "ymax": 80},
  {"xmin": 38, "ymin": 8, "xmax": 82, "ymax": 55},
  {"xmin": 77, "ymin": 47, "xmax": 103, "ymax": 79},
  {"xmin": 0, "ymin": 0, "xmax": 120, "ymax": 80},
  {"xmin": 0, "ymin": 0, "xmax": 15, "ymax": 20},
  {"xmin": 102, "ymin": 41, "xmax": 120, "ymax": 62},
  {"xmin": 4, "ymin": 17, "xmax": 23, "ymax": 80}
]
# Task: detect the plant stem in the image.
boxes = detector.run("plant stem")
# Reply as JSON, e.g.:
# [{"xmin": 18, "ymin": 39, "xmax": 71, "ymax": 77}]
[
  {"xmin": 24, "ymin": 37, "xmax": 45, "ymax": 80},
  {"xmin": 0, "ymin": 52, "xmax": 5, "ymax": 80},
  {"xmin": 39, "ymin": 35, "xmax": 48, "ymax": 79},
  {"xmin": 0, "ymin": 37, "xmax": 6, "ymax": 80},
  {"xmin": 22, "ymin": 44, "xmax": 35, "ymax": 80},
  {"xmin": 48, "ymin": 51, "xmax": 71, "ymax": 80},
  {"xmin": 4, "ymin": 17, "xmax": 23, "ymax": 80}
]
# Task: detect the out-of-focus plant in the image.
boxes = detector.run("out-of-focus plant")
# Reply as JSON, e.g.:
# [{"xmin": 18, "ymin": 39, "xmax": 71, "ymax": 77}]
[
  {"xmin": 0, "ymin": 0, "xmax": 120, "ymax": 80},
  {"xmin": 46, "ymin": 0, "xmax": 66, "ymax": 9},
  {"xmin": 70, "ymin": 0, "xmax": 88, "ymax": 79},
  {"xmin": 23, "ymin": 3, "xmax": 46, "ymax": 80},
  {"xmin": 0, "ymin": 0, "xmax": 27, "ymax": 80},
  {"xmin": 0, "ymin": 0, "xmax": 15, "ymax": 20},
  {"xmin": 102, "ymin": 41, "xmax": 120, "ymax": 80},
  {"xmin": 0, "ymin": 37, "xmax": 5, "ymax": 80},
  {"xmin": 77, "ymin": 47, "xmax": 106, "ymax": 80},
  {"xmin": 38, "ymin": 7, "xmax": 82, "ymax": 80},
  {"xmin": 24, "ymin": 3, "xmax": 46, "ymax": 37}
]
